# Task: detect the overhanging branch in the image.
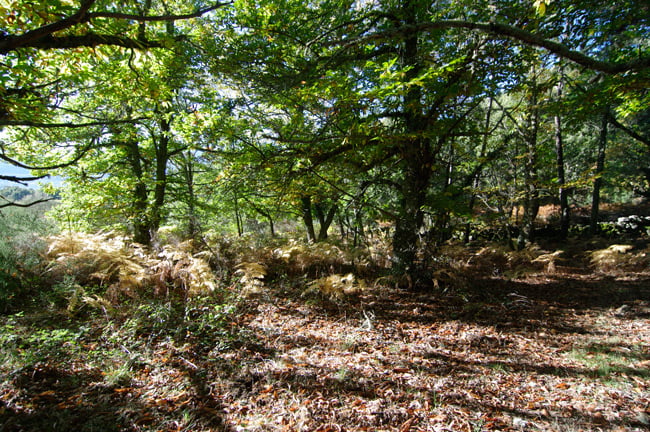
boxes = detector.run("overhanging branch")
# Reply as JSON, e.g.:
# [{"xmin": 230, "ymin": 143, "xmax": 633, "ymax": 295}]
[
  {"xmin": 0, "ymin": 117, "xmax": 148, "ymax": 129},
  {"xmin": 337, "ymin": 20, "xmax": 650, "ymax": 74},
  {"xmin": 0, "ymin": 1, "xmax": 232, "ymax": 54},
  {"xmin": 88, "ymin": 3, "xmax": 231, "ymax": 22},
  {"xmin": 0, "ymin": 174, "xmax": 50, "ymax": 186},
  {"xmin": 607, "ymin": 112, "xmax": 650, "ymax": 148},
  {"xmin": 0, "ymin": 197, "xmax": 54, "ymax": 209}
]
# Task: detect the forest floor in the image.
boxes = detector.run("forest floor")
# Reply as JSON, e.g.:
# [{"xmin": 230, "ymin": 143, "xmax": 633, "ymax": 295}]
[{"xmin": 1, "ymin": 238, "xmax": 650, "ymax": 432}]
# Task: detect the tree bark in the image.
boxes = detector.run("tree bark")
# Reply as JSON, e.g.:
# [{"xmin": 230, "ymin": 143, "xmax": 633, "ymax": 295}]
[
  {"xmin": 554, "ymin": 75, "xmax": 570, "ymax": 238},
  {"xmin": 590, "ymin": 111, "xmax": 608, "ymax": 235},
  {"xmin": 315, "ymin": 202, "xmax": 338, "ymax": 241},
  {"xmin": 517, "ymin": 70, "xmax": 540, "ymax": 250},
  {"xmin": 123, "ymin": 139, "xmax": 152, "ymax": 246},
  {"xmin": 301, "ymin": 195, "xmax": 317, "ymax": 243},
  {"xmin": 390, "ymin": 0, "xmax": 433, "ymax": 282},
  {"xmin": 151, "ymin": 115, "xmax": 171, "ymax": 235},
  {"xmin": 180, "ymin": 152, "xmax": 199, "ymax": 238}
]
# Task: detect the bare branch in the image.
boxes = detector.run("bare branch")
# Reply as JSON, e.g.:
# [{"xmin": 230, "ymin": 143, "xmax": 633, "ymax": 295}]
[
  {"xmin": 0, "ymin": 174, "xmax": 50, "ymax": 186},
  {"xmin": 0, "ymin": 197, "xmax": 54, "ymax": 209},
  {"xmin": 1, "ymin": 118, "xmax": 148, "ymax": 129}
]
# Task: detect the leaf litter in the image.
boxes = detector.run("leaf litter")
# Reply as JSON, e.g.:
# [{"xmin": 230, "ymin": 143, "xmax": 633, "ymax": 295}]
[{"xmin": 1, "ymin": 240, "xmax": 650, "ymax": 431}]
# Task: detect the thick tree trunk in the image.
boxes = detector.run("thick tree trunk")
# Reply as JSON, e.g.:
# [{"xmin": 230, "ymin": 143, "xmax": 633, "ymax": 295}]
[
  {"xmin": 391, "ymin": 0, "xmax": 433, "ymax": 284},
  {"xmin": 392, "ymin": 144, "xmax": 432, "ymax": 281},
  {"xmin": 123, "ymin": 139, "xmax": 152, "ymax": 246},
  {"xmin": 315, "ymin": 202, "xmax": 337, "ymax": 241},
  {"xmin": 132, "ymin": 181, "xmax": 152, "ymax": 246},
  {"xmin": 180, "ymin": 152, "xmax": 199, "ymax": 238},
  {"xmin": 590, "ymin": 112, "xmax": 608, "ymax": 235}
]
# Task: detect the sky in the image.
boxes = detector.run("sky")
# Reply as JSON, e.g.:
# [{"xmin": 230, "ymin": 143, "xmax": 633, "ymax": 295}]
[{"xmin": 0, "ymin": 162, "xmax": 63, "ymax": 187}]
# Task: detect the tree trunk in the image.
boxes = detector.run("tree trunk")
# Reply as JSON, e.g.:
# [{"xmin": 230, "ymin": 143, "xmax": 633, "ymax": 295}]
[
  {"xmin": 151, "ymin": 115, "xmax": 171, "ymax": 235},
  {"xmin": 233, "ymin": 189, "xmax": 243, "ymax": 236},
  {"xmin": 392, "ymin": 144, "xmax": 432, "ymax": 280},
  {"xmin": 315, "ymin": 201, "xmax": 338, "ymax": 241},
  {"xmin": 554, "ymin": 83, "xmax": 570, "ymax": 238},
  {"xmin": 123, "ymin": 139, "xmax": 152, "ymax": 246},
  {"xmin": 590, "ymin": 111, "xmax": 608, "ymax": 235},
  {"xmin": 391, "ymin": 0, "xmax": 433, "ymax": 283},
  {"xmin": 180, "ymin": 152, "xmax": 199, "ymax": 239},
  {"xmin": 517, "ymin": 72, "xmax": 540, "ymax": 250},
  {"xmin": 301, "ymin": 195, "xmax": 317, "ymax": 242}
]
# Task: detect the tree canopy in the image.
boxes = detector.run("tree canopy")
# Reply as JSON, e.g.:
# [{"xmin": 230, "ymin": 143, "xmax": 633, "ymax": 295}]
[{"xmin": 1, "ymin": 0, "xmax": 649, "ymax": 281}]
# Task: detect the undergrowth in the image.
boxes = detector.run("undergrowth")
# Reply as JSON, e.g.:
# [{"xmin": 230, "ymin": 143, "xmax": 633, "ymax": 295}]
[{"xmin": 0, "ymin": 205, "xmax": 54, "ymax": 313}]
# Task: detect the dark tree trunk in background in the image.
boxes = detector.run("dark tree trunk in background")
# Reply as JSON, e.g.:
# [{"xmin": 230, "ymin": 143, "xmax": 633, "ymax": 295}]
[
  {"xmin": 150, "ymin": 116, "xmax": 170, "ymax": 236},
  {"xmin": 315, "ymin": 202, "xmax": 338, "ymax": 241},
  {"xmin": 301, "ymin": 195, "xmax": 317, "ymax": 243},
  {"xmin": 180, "ymin": 152, "xmax": 199, "ymax": 239},
  {"xmin": 590, "ymin": 111, "xmax": 608, "ymax": 235},
  {"xmin": 517, "ymin": 71, "xmax": 540, "ymax": 250}
]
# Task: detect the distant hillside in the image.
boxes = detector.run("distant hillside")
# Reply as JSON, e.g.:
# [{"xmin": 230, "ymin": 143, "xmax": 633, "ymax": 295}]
[{"xmin": 0, "ymin": 186, "xmax": 59, "ymax": 206}]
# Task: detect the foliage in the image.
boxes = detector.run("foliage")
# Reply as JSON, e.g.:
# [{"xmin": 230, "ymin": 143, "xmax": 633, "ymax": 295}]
[
  {"xmin": 234, "ymin": 261, "xmax": 267, "ymax": 297},
  {"xmin": 0, "ymin": 195, "xmax": 55, "ymax": 313}
]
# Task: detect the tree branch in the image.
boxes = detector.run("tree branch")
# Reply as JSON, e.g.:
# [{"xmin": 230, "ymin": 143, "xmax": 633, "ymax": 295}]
[
  {"xmin": 0, "ymin": 197, "xmax": 54, "ymax": 209},
  {"xmin": 0, "ymin": 141, "xmax": 93, "ymax": 170},
  {"xmin": 0, "ymin": 174, "xmax": 50, "ymax": 186},
  {"xmin": 0, "ymin": 118, "xmax": 147, "ymax": 129},
  {"xmin": 87, "ymin": 3, "xmax": 231, "ymax": 22},
  {"xmin": 1, "ymin": 33, "xmax": 166, "ymax": 52},
  {"xmin": 337, "ymin": 20, "xmax": 650, "ymax": 74},
  {"xmin": 0, "ymin": 0, "xmax": 97, "ymax": 54},
  {"xmin": 606, "ymin": 112, "xmax": 650, "ymax": 148},
  {"xmin": 0, "ymin": 1, "xmax": 231, "ymax": 54}
]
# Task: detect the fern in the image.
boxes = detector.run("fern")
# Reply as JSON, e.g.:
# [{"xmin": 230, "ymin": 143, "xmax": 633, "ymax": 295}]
[
  {"xmin": 46, "ymin": 232, "xmax": 220, "ymax": 302},
  {"xmin": 235, "ymin": 262, "xmax": 267, "ymax": 297},
  {"xmin": 304, "ymin": 273, "xmax": 366, "ymax": 300}
]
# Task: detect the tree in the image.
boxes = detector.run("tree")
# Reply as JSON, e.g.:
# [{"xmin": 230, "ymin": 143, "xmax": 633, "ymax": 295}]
[
  {"xmin": 0, "ymin": 0, "xmax": 230, "ymax": 193},
  {"xmin": 199, "ymin": 0, "xmax": 649, "ymax": 284}
]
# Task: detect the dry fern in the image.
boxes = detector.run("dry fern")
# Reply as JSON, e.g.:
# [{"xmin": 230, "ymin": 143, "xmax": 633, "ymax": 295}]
[
  {"xmin": 46, "ymin": 232, "xmax": 219, "ymax": 303},
  {"xmin": 235, "ymin": 262, "xmax": 267, "ymax": 297},
  {"xmin": 590, "ymin": 244, "xmax": 636, "ymax": 271},
  {"xmin": 304, "ymin": 273, "xmax": 366, "ymax": 300},
  {"xmin": 272, "ymin": 239, "xmax": 348, "ymax": 276}
]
